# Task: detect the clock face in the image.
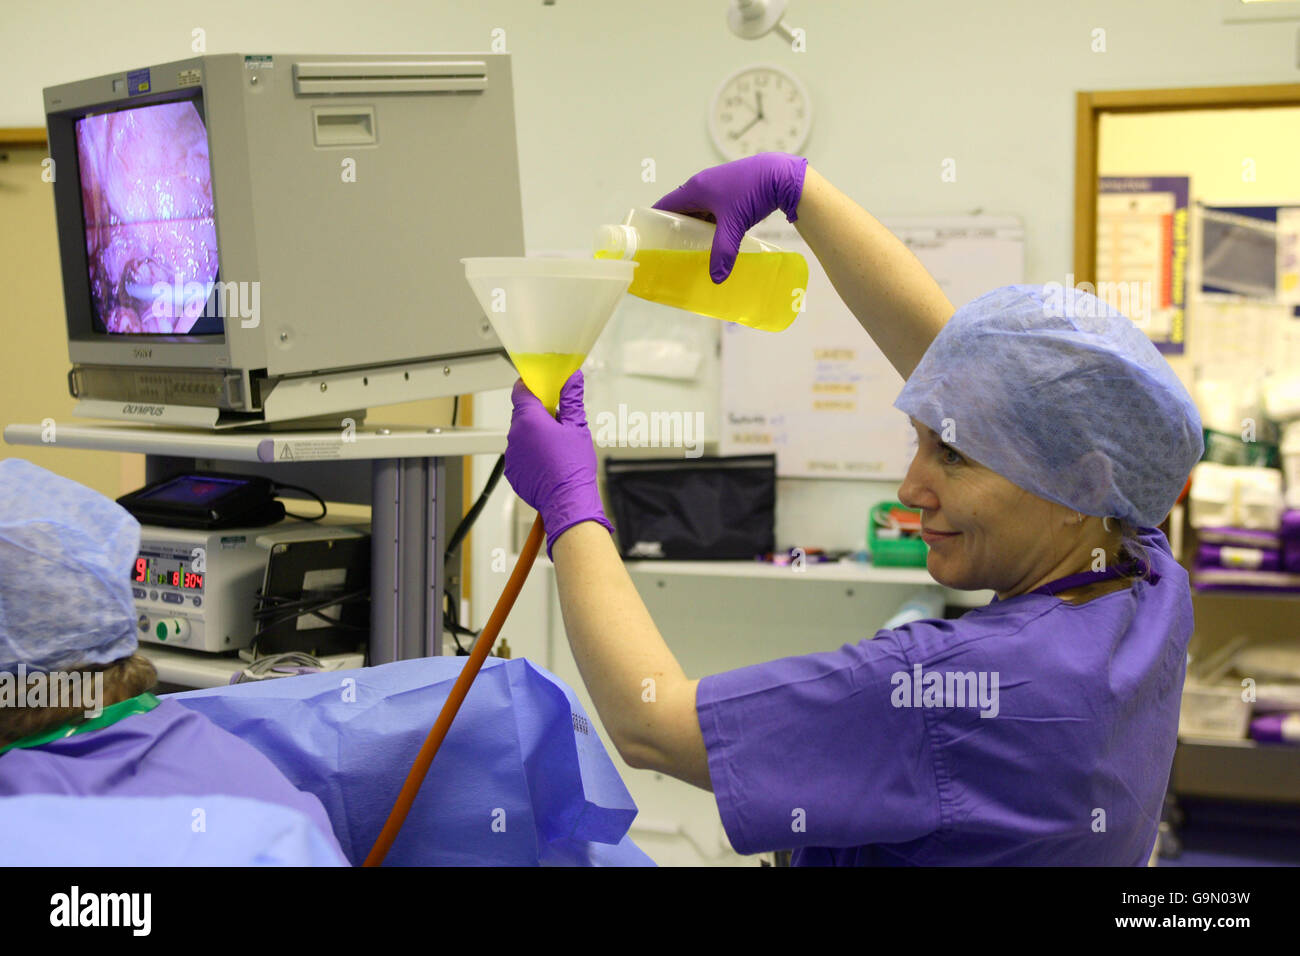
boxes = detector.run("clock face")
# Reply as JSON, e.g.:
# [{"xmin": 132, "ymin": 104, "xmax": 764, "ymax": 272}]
[{"xmin": 710, "ymin": 65, "xmax": 811, "ymax": 161}]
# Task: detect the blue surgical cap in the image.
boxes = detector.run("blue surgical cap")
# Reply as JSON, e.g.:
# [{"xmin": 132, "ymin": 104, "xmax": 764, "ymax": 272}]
[
  {"xmin": 0, "ymin": 459, "xmax": 140, "ymax": 673},
  {"xmin": 894, "ymin": 284, "xmax": 1204, "ymax": 528}
]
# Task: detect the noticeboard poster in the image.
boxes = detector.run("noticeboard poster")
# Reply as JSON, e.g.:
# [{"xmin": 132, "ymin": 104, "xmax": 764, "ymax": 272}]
[{"xmin": 1097, "ymin": 176, "xmax": 1190, "ymax": 354}]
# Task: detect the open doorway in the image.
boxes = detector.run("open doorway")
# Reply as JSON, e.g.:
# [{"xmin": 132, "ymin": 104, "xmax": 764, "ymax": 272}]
[{"xmin": 1075, "ymin": 85, "xmax": 1300, "ymax": 866}]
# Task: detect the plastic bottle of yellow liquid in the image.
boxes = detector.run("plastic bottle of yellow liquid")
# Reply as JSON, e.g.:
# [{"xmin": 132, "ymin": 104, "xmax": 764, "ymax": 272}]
[{"xmin": 594, "ymin": 208, "xmax": 807, "ymax": 333}]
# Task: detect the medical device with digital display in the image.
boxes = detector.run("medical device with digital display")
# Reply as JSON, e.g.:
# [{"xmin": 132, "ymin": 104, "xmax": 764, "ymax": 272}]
[
  {"xmin": 117, "ymin": 472, "xmax": 285, "ymax": 528},
  {"xmin": 133, "ymin": 521, "xmax": 368, "ymax": 652},
  {"xmin": 44, "ymin": 53, "xmax": 525, "ymax": 428},
  {"xmin": 134, "ymin": 551, "xmax": 205, "ymax": 591}
]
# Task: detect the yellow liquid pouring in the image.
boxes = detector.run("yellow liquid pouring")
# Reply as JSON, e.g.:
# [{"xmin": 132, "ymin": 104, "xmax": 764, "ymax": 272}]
[
  {"xmin": 510, "ymin": 352, "xmax": 587, "ymax": 413},
  {"xmin": 596, "ymin": 248, "xmax": 807, "ymax": 333}
]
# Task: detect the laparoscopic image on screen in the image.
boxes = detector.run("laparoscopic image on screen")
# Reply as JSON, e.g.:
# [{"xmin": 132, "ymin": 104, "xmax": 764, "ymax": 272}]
[{"xmin": 75, "ymin": 99, "xmax": 221, "ymax": 335}]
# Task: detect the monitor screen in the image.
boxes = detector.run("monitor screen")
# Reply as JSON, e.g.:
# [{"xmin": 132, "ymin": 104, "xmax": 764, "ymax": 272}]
[
  {"xmin": 135, "ymin": 474, "xmax": 247, "ymax": 505},
  {"xmin": 75, "ymin": 98, "xmax": 222, "ymax": 335}
]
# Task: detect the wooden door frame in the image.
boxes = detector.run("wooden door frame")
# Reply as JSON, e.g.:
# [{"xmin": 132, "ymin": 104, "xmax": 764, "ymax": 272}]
[
  {"xmin": 1073, "ymin": 83, "xmax": 1300, "ymax": 282},
  {"xmin": 0, "ymin": 128, "xmax": 46, "ymax": 147}
]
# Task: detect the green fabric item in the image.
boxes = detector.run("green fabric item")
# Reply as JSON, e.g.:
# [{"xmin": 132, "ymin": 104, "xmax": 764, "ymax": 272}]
[{"xmin": 0, "ymin": 692, "xmax": 160, "ymax": 755}]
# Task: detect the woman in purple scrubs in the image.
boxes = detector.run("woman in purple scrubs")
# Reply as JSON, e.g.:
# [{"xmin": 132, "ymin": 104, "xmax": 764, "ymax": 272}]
[
  {"xmin": 0, "ymin": 459, "xmax": 346, "ymax": 865},
  {"xmin": 504, "ymin": 154, "xmax": 1203, "ymax": 865}
]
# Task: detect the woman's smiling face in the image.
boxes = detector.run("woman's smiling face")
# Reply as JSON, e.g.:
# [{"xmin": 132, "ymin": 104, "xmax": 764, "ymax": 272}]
[{"xmin": 897, "ymin": 418, "xmax": 1105, "ymax": 600}]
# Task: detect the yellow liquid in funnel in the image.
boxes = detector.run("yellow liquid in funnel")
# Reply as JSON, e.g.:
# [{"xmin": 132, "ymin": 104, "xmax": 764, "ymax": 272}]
[
  {"xmin": 511, "ymin": 352, "xmax": 586, "ymax": 413},
  {"xmin": 596, "ymin": 249, "xmax": 807, "ymax": 333}
]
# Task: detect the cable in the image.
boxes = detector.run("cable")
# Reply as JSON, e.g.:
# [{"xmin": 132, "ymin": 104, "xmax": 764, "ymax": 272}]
[
  {"xmin": 250, "ymin": 586, "xmax": 368, "ymax": 656},
  {"xmin": 230, "ymin": 651, "xmax": 325, "ymax": 684},
  {"xmin": 443, "ymin": 454, "xmax": 505, "ymax": 566},
  {"xmin": 443, "ymin": 455, "xmax": 505, "ymax": 565},
  {"xmin": 271, "ymin": 481, "xmax": 328, "ymax": 521},
  {"xmin": 363, "ymin": 513, "xmax": 544, "ymax": 866},
  {"xmin": 442, "ymin": 588, "xmax": 472, "ymax": 655},
  {"xmin": 252, "ymin": 587, "xmax": 367, "ymax": 634},
  {"xmin": 439, "ymin": 454, "xmax": 506, "ymax": 653}
]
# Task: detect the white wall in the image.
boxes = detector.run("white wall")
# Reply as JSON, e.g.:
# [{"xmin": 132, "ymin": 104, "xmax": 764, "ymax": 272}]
[
  {"xmin": 5, "ymin": 1, "xmax": 1298, "ymax": 267},
  {"xmin": 7, "ymin": 0, "xmax": 1300, "ymax": 866}
]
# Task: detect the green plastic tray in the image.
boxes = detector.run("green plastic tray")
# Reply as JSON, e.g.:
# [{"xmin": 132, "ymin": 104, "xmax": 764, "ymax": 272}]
[{"xmin": 868, "ymin": 501, "xmax": 929, "ymax": 567}]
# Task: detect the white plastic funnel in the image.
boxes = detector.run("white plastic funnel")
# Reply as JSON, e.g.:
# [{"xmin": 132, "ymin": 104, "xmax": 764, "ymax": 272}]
[{"xmin": 461, "ymin": 257, "xmax": 636, "ymax": 412}]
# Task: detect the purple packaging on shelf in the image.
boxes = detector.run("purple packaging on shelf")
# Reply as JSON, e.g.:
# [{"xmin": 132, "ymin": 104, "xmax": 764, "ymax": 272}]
[
  {"xmin": 1195, "ymin": 543, "xmax": 1281, "ymax": 572},
  {"xmin": 1282, "ymin": 511, "xmax": 1300, "ymax": 572},
  {"xmin": 1249, "ymin": 712, "xmax": 1300, "ymax": 745}
]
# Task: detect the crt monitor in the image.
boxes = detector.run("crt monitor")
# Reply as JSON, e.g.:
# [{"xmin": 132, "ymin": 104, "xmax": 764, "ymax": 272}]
[{"xmin": 44, "ymin": 54, "xmax": 525, "ymax": 428}]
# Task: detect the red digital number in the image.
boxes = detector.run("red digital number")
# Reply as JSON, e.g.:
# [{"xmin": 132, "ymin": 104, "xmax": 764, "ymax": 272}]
[
  {"xmin": 193, "ymin": 574, "xmax": 203, "ymax": 589},
  {"xmin": 172, "ymin": 570, "xmax": 180, "ymax": 587},
  {"xmin": 135, "ymin": 557, "xmax": 147, "ymax": 583}
]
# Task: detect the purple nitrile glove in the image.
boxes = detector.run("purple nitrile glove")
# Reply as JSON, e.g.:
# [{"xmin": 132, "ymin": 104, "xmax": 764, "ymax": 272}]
[
  {"xmin": 652, "ymin": 152, "xmax": 808, "ymax": 284},
  {"xmin": 504, "ymin": 370, "xmax": 614, "ymax": 560}
]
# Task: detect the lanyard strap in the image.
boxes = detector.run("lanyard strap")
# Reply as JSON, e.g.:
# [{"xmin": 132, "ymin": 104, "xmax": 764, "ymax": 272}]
[
  {"xmin": 1029, "ymin": 555, "xmax": 1161, "ymax": 597},
  {"xmin": 0, "ymin": 692, "xmax": 160, "ymax": 756}
]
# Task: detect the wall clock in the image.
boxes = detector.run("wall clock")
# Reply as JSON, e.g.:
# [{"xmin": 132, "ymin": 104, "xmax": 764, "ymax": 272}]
[{"xmin": 709, "ymin": 63, "xmax": 812, "ymax": 160}]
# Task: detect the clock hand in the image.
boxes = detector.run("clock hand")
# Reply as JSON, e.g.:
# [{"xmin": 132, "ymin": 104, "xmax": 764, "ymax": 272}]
[
  {"xmin": 755, "ymin": 91, "xmax": 764, "ymax": 119},
  {"xmin": 731, "ymin": 113, "xmax": 763, "ymax": 138}
]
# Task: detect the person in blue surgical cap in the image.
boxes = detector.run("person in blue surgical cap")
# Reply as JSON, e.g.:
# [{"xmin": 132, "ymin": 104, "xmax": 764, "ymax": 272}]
[
  {"xmin": 503, "ymin": 155, "xmax": 1203, "ymax": 866},
  {"xmin": 0, "ymin": 458, "xmax": 347, "ymax": 866}
]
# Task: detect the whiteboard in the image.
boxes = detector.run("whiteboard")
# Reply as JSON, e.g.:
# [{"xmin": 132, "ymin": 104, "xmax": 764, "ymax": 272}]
[{"xmin": 721, "ymin": 216, "xmax": 1024, "ymax": 480}]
